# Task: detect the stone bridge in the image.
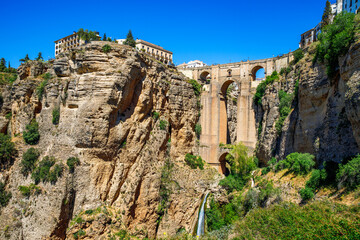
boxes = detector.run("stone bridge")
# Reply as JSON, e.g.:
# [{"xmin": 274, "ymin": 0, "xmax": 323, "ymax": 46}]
[{"xmin": 179, "ymin": 54, "xmax": 293, "ymax": 174}]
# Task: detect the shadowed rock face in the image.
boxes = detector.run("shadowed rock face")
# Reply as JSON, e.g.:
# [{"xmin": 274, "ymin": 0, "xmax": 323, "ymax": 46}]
[
  {"xmin": 0, "ymin": 42, "xmax": 221, "ymax": 239},
  {"xmin": 255, "ymin": 42, "xmax": 360, "ymax": 165}
]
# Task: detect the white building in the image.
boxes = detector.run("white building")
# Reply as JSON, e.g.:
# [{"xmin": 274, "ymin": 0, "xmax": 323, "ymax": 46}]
[
  {"xmin": 54, "ymin": 32, "xmax": 85, "ymax": 57},
  {"xmin": 338, "ymin": 0, "xmax": 360, "ymax": 14},
  {"xmin": 177, "ymin": 60, "xmax": 207, "ymax": 68}
]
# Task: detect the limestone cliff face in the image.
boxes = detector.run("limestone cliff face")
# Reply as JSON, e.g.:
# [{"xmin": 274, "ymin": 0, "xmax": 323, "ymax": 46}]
[
  {"xmin": 0, "ymin": 42, "xmax": 219, "ymax": 239},
  {"xmin": 255, "ymin": 42, "xmax": 360, "ymax": 165}
]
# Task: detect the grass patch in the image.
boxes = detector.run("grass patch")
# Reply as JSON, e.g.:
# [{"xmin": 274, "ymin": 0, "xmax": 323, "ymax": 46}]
[{"xmin": 233, "ymin": 201, "xmax": 360, "ymax": 239}]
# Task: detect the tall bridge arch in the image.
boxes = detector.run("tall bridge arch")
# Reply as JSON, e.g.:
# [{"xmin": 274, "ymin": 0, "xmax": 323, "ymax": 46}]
[{"xmin": 179, "ymin": 54, "xmax": 292, "ymax": 172}]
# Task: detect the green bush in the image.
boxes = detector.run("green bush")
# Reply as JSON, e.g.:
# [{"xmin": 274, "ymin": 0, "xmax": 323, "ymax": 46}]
[
  {"xmin": 157, "ymin": 159, "xmax": 173, "ymax": 221},
  {"xmin": 67, "ymin": 157, "xmax": 80, "ymax": 173},
  {"xmin": 299, "ymin": 187, "xmax": 315, "ymax": 201},
  {"xmin": 314, "ymin": 12, "xmax": 356, "ymax": 77},
  {"xmin": 184, "ymin": 153, "xmax": 204, "ymax": 170},
  {"xmin": 73, "ymin": 229, "xmax": 86, "ymax": 239},
  {"xmin": 195, "ymin": 124, "xmax": 202, "ymax": 138},
  {"xmin": 159, "ymin": 120, "xmax": 168, "ymax": 130},
  {"xmin": 52, "ymin": 107, "xmax": 60, "ymax": 125},
  {"xmin": 280, "ymin": 66, "xmax": 292, "ymax": 75},
  {"xmin": 0, "ymin": 133, "xmax": 16, "ymax": 169},
  {"xmin": 275, "ymin": 152, "xmax": 315, "ymax": 175},
  {"xmin": 5, "ymin": 112, "xmax": 11, "ymax": 120},
  {"xmin": 18, "ymin": 184, "xmax": 41, "ymax": 198},
  {"xmin": 291, "ymin": 48, "xmax": 304, "ymax": 65},
  {"xmin": 0, "ymin": 181, "xmax": 11, "ymax": 208},
  {"xmin": 36, "ymin": 78, "xmax": 48, "ymax": 101},
  {"xmin": 233, "ymin": 201, "xmax": 360, "ymax": 239},
  {"xmin": 188, "ymin": 79, "xmax": 202, "ymax": 96},
  {"xmin": 306, "ymin": 169, "xmax": 327, "ymax": 190},
  {"xmin": 21, "ymin": 147, "xmax": 40, "ymax": 176},
  {"xmin": 275, "ymin": 90, "xmax": 294, "ymax": 135},
  {"xmin": 220, "ymin": 174, "xmax": 246, "ymax": 193},
  {"xmin": 31, "ymin": 156, "xmax": 63, "ymax": 184},
  {"xmin": 337, "ymin": 155, "xmax": 360, "ymax": 190},
  {"xmin": 253, "ymin": 71, "xmax": 279, "ymax": 105},
  {"xmin": 23, "ymin": 119, "xmax": 40, "ymax": 145},
  {"xmin": 102, "ymin": 44, "xmax": 111, "ymax": 53},
  {"xmin": 152, "ymin": 111, "xmax": 160, "ymax": 120}
]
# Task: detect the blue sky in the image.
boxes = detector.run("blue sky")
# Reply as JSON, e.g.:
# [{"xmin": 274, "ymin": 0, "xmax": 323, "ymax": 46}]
[{"xmin": 0, "ymin": 0, "xmax": 333, "ymax": 68}]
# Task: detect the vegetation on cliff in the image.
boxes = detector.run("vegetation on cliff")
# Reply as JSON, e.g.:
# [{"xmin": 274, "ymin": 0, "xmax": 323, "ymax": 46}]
[
  {"xmin": 314, "ymin": 11, "xmax": 357, "ymax": 77},
  {"xmin": 0, "ymin": 133, "xmax": 16, "ymax": 169}
]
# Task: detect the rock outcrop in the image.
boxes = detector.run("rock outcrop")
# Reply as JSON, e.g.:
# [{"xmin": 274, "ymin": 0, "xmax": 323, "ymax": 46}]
[
  {"xmin": 255, "ymin": 42, "xmax": 360, "ymax": 165},
  {"xmin": 0, "ymin": 42, "xmax": 221, "ymax": 239}
]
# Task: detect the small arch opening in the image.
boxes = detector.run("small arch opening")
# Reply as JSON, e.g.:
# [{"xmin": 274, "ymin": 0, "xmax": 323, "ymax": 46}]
[
  {"xmin": 200, "ymin": 71, "xmax": 211, "ymax": 82},
  {"xmin": 252, "ymin": 66, "xmax": 265, "ymax": 81},
  {"xmin": 219, "ymin": 153, "xmax": 230, "ymax": 176}
]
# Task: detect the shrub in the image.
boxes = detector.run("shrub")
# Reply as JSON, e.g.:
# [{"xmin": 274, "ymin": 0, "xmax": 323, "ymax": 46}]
[
  {"xmin": 52, "ymin": 107, "xmax": 60, "ymax": 125},
  {"xmin": 336, "ymin": 155, "xmax": 360, "ymax": 190},
  {"xmin": 195, "ymin": 124, "xmax": 202, "ymax": 138},
  {"xmin": 153, "ymin": 111, "xmax": 160, "ymax": 120},
  {"xmin": 0, "ymin": 181, "xmax": 11, "ymax": 207},
  {"xmin": 233, "ymin": 201, "xmax": 360, "ymax": 239},
  {"xmin": 18, "ymin": 184, "xmax": 41, "ymax": 198},
  {"xmin": 184, "ymin": 153, "xmax": 204, "ymax": 170},
  {"xmin": 21, "ymin": 148, "xmax": 40, "ymax": 176},
  {"xmin": 188, "ymin": 79, "xmax": 202, "ymax": 96},
  {"xmin": 157, "ymin": 159, "xmax": 173, "ymax": 221},
  {"xmin": 5, "ymin": 112, "xmax": 11, "ymax": 119},
  {"xmin": 219, "ymin": 174, "xmax": 246, "ymax": 193},
  {"xmin": 102, "ymin": 44, "xmax": 111, "ymax": 53},
  {"xmin": 73, "ymin": 229, "xmax": 86, "ymax": 239},
  {"xmin": 275, "ymin": 90, "xmax": 293, "ymax": 135},
  {"xmin": 306, "ymin": 169, "xmax": 327, "ymax": 190},
  {"xmin": 159, "ymin": 120, "xmax": 168, "ymax": 130},
  {"xmin": 275, "ymin": 152, "xmax": 315, "ymax": 175},
  {"xmin": 0, "ymin": 133, "xmax": 16, "ymax": 169},
  {"xmin": 67, "ymin": 157, "xmax": 80, "ymax": 173},
  {"xmin": 253, "ymin": 71, "xmax": 279, "ymax": 105},
  {"xmin": 314, "ymin": 12, "xmax": 356, "ymax": 77},
  {"xmin": 31, "ymin": 156, "xmax": 63, "ymax": 184},
  {"xmin": 23, "ymin": 119, "xmax": 40, "ymax": 145},
  {"xmin": 36, "ymin": 78, "xmax": 48, "ymax": 101},
  {"xmin": 291, "ymin": 49, "xmax": 304, "ymax": 65},
  {"xmin": 299, "ymin": 187, "xmax": 315, "ymax": 201}
]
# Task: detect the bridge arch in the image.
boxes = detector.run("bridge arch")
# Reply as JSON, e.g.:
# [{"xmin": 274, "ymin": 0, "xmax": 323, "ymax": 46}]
[
  {"xmin": 219, "ymin": 152, "xmax": 230, "ymax": 176},
  {"xmin": 200, "ymin": 71, "xmax": 211, "ymax": 82},
  {"xmin": 251, "ymin": 65, "xmax": 266, "ymax": 81}
]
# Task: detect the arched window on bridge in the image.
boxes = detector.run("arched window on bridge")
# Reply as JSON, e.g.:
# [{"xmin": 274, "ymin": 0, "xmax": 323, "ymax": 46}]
[
  {"xmin": 252, "ymin": 66, "xmax": 265, "ymax": 81},
  {"xmin": 200, "ymin": 71, "xmax": 211, "ymax": 83}
]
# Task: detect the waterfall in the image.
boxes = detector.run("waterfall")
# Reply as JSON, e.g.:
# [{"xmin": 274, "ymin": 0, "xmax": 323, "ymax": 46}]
[{"xmin": 196, "ymin": 192, "xmax": 209, "ymax": 236}]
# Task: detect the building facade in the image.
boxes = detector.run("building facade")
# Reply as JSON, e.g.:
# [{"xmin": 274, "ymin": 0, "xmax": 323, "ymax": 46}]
[
  {"xmin": 341, "ymin": 0, "xmax": 360, "ymax": 13},
  {"xmin": 299, "ymin": 23, "xmax": 321, "ymax": 48},
  {"xmin": 135, "ymin": 39, "xmax": 173, "ymax": 64},
  {"xmin": 54, "ymin": 32, "xmax": 85, "ymax": 57},
  {"xmin": 177, "ymin": 60, "xmax": 207, "ymax": 68}
]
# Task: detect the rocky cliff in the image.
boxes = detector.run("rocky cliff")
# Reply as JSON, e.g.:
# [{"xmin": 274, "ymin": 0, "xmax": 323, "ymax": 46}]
[
  {"xmin": 255, "ymin": 40, "xmax": 360, "ymax": 165},
  {"xmin": 0, "ymin": 42, "xmax": 221, "ymax": 239}
]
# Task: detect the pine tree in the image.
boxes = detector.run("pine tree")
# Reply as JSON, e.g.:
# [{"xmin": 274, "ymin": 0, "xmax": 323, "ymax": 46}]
[
  {"xmin": 0, "ymin": 58, "xmax": 5, "ymax": 72},
  {"xmin": 124, "ymin": 30, "xmax": 136, "ymax": 47},
  {"xmin": 36, "ymin": 52, "xmax": 43, "ymax": 61},
  {"xmin": 322, "ymin": 0, "xmax": 333, "ymax": 29},
  {"xmin": 103, "ymin": 33, "xmax": 107, "ymax": 41},
  {"xmin": 20, "ymin": 54, "xmax": 30, "ymax": 63}
]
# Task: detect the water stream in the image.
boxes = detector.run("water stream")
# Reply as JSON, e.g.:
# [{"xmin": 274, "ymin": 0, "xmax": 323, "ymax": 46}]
[{"xmin": 196, "ymin": 192, "xmax": 209, "ymax": 236}]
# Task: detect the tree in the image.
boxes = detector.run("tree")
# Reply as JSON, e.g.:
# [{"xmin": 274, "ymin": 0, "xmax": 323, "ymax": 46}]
[
  {"xmin": 322, "ymin": 0, "xmax": 333, "ymax": 29},
  {"xmin": 124, "ymin": 30, "xmax": 136, "ymax": 47},
  {"xmin": 103, "ymin": 33, "xmax": 107, "ymax": 41},
  {"xmin": 20, "ymin": 54, "xmax": 30, "ymax": 63},
  {"xmin": 0, "ymin": 133, "xmax": 16, "ymax": 169},
  {"xmin": 0, "ymin": 58, "xmax": 6, "ymax": 71},
  {"xmin": 35, "ymin": 52, "xmax": 43, "ymax": 61}
]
